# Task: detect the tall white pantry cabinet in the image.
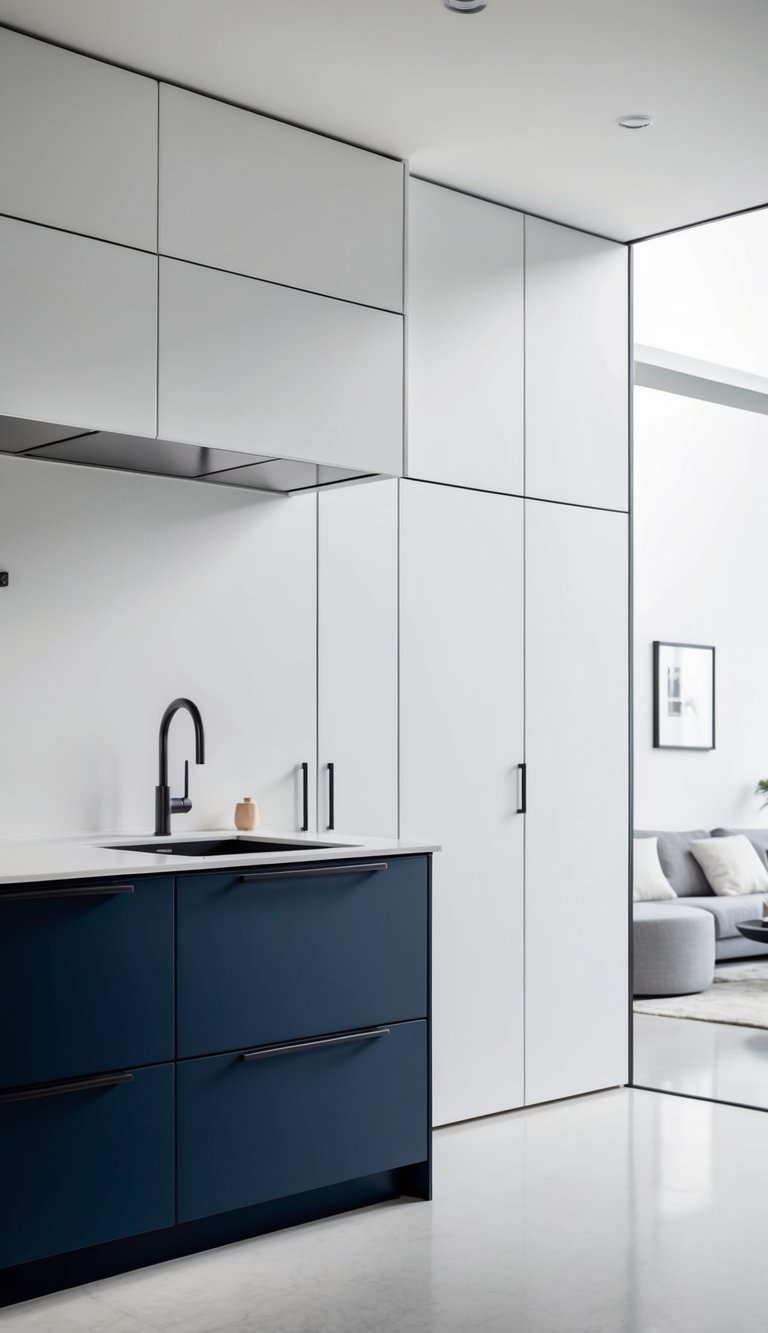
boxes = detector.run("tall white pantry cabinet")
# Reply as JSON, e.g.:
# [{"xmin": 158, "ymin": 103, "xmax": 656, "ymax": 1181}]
[{"xmin": 403, "ymin": 180, "xmax": 629, "ymax": 1125}]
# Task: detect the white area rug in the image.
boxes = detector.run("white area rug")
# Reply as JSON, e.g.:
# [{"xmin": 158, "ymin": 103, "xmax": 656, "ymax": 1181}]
[{"xmin": 634, "ymin": 961, "xmax": 768, "ymax": 1029}]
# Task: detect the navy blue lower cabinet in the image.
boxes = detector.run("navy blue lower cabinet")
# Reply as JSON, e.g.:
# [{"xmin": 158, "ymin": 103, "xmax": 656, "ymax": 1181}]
[
  {"xmin": 0, "ymin": 876, "xmax": 173, "ymax": 1087},
  {"xmin": 177, "ymin": 856, "xmax": 428, "ymax": 1058},
  {"xmin": 177, "ymin": 1020, "xmax": 428, "ymax": 1223},
  {"xmin": 0, "ymin": 1063, "xmax": 174, "ymax": 1269},
  {"xmin": 0, "ymin": 852, "xmax": 432, "ymax": 1304}
]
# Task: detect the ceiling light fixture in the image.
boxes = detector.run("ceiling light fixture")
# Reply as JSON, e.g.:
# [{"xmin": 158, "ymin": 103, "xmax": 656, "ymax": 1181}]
[
  {"xmin": 617, "ymin": 115, "xmax": 654, "ymax": 130},
  {"xmin": 444, "ymin": 0, "xmax": 488, "ymax": 12}
]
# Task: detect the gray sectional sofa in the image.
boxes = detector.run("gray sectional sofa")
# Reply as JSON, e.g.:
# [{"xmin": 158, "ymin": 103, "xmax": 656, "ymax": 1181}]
[{"xmin": 633, "ymin": 828, "xmax": 768, "ymax": 997}]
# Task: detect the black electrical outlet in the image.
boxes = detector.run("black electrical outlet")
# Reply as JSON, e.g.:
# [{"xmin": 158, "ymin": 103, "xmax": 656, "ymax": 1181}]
[{"xmin": 0, "ymin": 572, "xmax": 7, "ymax": 588}]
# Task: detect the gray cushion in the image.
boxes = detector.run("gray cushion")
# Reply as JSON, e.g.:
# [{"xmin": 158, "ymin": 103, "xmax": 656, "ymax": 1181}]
[
  {"xmin": 635, "ymin": 830, "xmax": 712, "ymax": 897},
  {"xmin": 711, "ymin": 828, "xmax": 768, "ymax": 867},
  {"xmin": 675, "ymin": 893, "xmax": 768, "ymax": 939},
  {"xmin": 633, "ymin": 902, "xmax": 701, "ymax": 923}
]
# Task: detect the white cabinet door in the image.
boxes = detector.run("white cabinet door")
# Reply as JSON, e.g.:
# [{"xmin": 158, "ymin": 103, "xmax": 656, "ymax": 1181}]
[
  {"xmin": 0, "ymin": 217, "xmax": 157, "ymax": 437},
  {"xmin": 159, "ymin": 258, "xmax": 402, "ymax": 474},
  {"xmin": 0, "ymin": 29, "xmax": 157, "ymax": 250},
  {"xmin": 400, "ymin": 481, "xmax": 525, "ymax": 1125},
  {"xmin": 525, "ymin": 218, "xmax": 628, "ymax": 511},
  {"xmin": 159, "ymin": 85, "xmax": 403, "ymax": 311},
  {"xmin": 318, "ymin": 480, "xmax": 398, "ymax": 838},
  {"xmin": 407, "ymin": 180, "xmax": 524, "ymax": 494},
  {"xmin": 221, "ymin": 490, "xmax": 318, "ymax": 837},
  {"xmin": 525, "ymin": 500, "xmax": 628, "ymax": 1105}
]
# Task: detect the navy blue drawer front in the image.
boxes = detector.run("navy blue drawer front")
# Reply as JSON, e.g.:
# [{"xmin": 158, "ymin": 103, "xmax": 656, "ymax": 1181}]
[
  {"xmin": 177, "ymin": 856, "xmax": 428, "ymax": 1058},
  {"xmin": 177, "ymin": 1019, "xmax": 427, "ymax": 1222},
  {"xmin": 0, "ymin": 1063, "xmax": 174, "ymax": 1269},
  {"xmin": 0, "ymin": 876, "xmax": 173, "ymax": 1088}
]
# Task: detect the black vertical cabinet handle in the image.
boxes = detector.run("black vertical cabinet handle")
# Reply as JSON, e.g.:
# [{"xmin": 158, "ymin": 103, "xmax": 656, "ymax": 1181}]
[
  {"xmin": 327, "ymin": 762, "xmax": 335, "ymax": 830},
  {"xmin": 300, "ymin": 761, "xmax": 309, "ymax": 832},
  {"xmin": 516, "ymin": 762, "xmax": 527, "ymax": 815}
]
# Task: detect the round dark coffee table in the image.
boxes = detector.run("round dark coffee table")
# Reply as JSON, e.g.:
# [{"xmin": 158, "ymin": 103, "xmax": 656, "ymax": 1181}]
[{"xmin": 737, "ymin": 920, "xmax": 768, "ymax": 944}]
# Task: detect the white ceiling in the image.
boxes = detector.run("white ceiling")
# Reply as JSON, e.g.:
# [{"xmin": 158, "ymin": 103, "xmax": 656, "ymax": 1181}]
[{"xmin": 1, "ymin": 0, "xmax": 768, "ymax": 242}]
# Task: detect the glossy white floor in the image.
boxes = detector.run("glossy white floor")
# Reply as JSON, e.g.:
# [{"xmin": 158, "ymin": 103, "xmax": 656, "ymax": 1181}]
[
  {"xmin": 635, "ymin": 1011, "xmax": 768, "ymax": 1108},
  {"xmin": 5, "ymin": 1087, "xmax": 768, "ymax": 1333}
]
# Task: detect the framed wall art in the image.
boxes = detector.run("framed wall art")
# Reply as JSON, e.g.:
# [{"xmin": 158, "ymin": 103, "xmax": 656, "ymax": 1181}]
[{"xmin": 653, "ymin": 641, "xmax": 715, "ymax": 751}]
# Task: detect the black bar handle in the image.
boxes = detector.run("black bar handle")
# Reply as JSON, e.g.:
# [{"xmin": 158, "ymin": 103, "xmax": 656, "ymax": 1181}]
[
  {"xmin": 0, "ymin": 883, "xmax": 135, "ymax": 904},
  {"xmin": 0, "ymin": 1071, "xmax": 134, "ymax": 1105},
  {"xmin": 516, "ymin": 762, "xmax": 527, "ymax": 815},
  {"xmin": 241, "ymin": 1028, "xmax": 390, "ymax": 1062},
  {"xmin": 240, "ymin": 861, "xmax": 388, "ymax": 883},
  {"xmin": 300, "ymin": 761, "xmax": 309, "ymax": 832},
  {"xmin": 327, "ymin": 761, "xmax": 335, "ymax": 830}
]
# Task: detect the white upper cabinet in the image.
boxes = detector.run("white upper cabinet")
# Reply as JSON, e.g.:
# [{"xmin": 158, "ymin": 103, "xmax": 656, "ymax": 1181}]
[
  {"xmin": 318, "ymin": 480, "xmax": 399, "ymax": 839},
  {"xmin": 525, "ymin": 218, "xmax": 628, "ymax": 511},
  {"xmin": 524, "ymin": 500, "xmax": 628, "ymax": 1106},
  {"xmin": 158, "ymin": 258, "xmax": 402, "ymax": 473},
  {"xmin": 0, "ymin": 217, "xmax": 157, "ymax": 437},
  {"xmin": 0, "ymin": 29, "xmax": 157, "ymax": 250},
  {"xmin": 159, "ymin": 85, "xmax": 403, "ymax": 311},
  {"xmin": 407, "ymin": 180, "xmax": 524, "ymax": 494}
]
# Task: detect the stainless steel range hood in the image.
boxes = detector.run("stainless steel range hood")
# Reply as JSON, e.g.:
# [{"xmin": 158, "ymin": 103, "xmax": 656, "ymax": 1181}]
[{"xmin": 0, "ymin": 415, "xmax": 381, "ymax": 495}]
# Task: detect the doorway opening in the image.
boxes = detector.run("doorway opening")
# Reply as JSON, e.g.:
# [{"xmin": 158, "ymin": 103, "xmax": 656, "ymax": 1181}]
[{"xmin": 631, "ymin": 209, "xmax": 768, "ymax": 1110}]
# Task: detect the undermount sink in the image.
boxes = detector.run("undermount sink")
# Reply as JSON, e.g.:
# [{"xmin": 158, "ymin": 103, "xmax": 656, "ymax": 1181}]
[{"xmin": 103, "ymin": 837, "xmax": 341, "ymax": 858}]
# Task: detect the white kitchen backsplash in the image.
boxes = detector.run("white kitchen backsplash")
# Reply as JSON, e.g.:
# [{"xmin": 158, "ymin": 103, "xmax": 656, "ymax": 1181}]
[{"xmin": 0, "ymin": 454, "xmax": 317, "ymax": 838}]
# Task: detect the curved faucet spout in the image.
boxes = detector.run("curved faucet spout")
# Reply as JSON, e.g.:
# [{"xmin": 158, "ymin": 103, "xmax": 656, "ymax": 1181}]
[
  {"xmin": 155, "ymin": 698, "xmax": 206, "ymax": 836},
  {"xmin": 158, "ymin": 698, "xmax": 205, "ymax": 786}
]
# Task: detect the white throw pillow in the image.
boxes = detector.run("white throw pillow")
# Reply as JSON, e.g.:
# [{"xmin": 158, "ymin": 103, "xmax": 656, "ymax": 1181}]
[
  {"xmin": 633, "ymin": 837, "xmax": 677, "ymax": 901},
  {"xmin": 690, "ymin": 835, "xmax": 768, "ymax": 896}
]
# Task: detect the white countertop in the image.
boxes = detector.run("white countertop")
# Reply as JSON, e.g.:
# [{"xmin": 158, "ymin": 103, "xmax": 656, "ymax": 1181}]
[{"xmin": 0, "ymin": 829, "xmax": 439, "ymax": 886}]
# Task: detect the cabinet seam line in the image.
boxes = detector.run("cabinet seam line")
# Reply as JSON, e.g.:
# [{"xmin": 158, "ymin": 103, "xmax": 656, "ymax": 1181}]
[
  {"xmin": 0, "ymin": 209, "xmax": 156, "ymax": 257},
  {"xmin": 159, "ymin": 251, "xmax": 403, "ymax": 317}
]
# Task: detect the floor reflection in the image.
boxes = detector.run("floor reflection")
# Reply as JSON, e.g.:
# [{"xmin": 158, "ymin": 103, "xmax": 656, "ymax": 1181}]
[
  {"xmin": 7, "ymin": 1088, "xmax": 768, "ymax": 1333},
  {"xmin": 633, "ymin": 905, "xmax": 768, "ymax": 1112}
]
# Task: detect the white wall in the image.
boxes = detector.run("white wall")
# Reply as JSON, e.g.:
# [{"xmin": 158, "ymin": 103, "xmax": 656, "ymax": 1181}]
[
  {"xmin": 634, "ymin": 387, "xmax": 768, "ymax": 830},
  {"xmin": 0, "ymin": 455, "xmax": 316, "ymax": 839},
  {"xmin": 633, "ymin": 209, "xmax": 768, "ymax": 376}
]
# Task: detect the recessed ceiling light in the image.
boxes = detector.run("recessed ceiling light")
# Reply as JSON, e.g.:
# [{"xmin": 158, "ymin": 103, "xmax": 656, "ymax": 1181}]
[
  {"xmin": 444, "ymin": 0, "xmax": 488, "ymax": 12},
  {"xmin": 617, "ymin": 115, "xmax": 654, "ymax": 130}
]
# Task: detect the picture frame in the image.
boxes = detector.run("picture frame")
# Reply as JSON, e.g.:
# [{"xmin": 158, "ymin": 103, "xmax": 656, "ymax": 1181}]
[{"xmin": 653, "ymin": 641, "xmax": 716, "ymax": 751}]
